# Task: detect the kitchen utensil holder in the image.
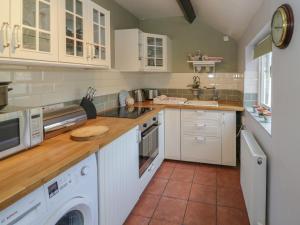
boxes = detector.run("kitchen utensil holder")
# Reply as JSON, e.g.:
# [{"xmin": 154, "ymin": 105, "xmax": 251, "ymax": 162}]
[{"xmin": 80, "ymin": 97, "xmax": 97, "ymax": 119}]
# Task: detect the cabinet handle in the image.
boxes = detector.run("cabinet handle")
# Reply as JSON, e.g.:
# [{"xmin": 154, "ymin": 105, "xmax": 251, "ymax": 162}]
[
  {"xmin": 2, "ymin": 22, "xmax": 10, "ymax": 48},
  {"xmin": 86, "ymin": 43, "xmax": 91, "ymax": 59},
  {"xmin": 195, "ymin": 136, "xmax": 205, "ymax": 143},
  {"xmin": 14, "ymin": 25, "xmax": 21, "ymax": 49},
  {"xmin": 195, "ymin": 123, "xmax": 206, "ymax": 128}
]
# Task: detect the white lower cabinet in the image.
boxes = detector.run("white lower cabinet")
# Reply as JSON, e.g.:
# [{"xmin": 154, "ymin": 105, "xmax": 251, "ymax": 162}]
[
  {"xmin": 165, "ymin": 109, "xmax": 236, "ymax": 166},
  {"xmin": 97, "ymin": 126, "xmax": 140, "ymax": 225},
  {"xmin": 164, "ymin": 109, "xmax": 181, "ymax": 160},
  {"xmin": 221, "ymin": 111, "xmax": 237, "ymax": 166}
]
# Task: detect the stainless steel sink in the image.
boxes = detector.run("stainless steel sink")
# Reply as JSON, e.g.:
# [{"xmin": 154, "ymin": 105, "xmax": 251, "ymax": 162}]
[{"xmin": 184, "ymin": 100, "xmax": 219, "ymax": 107}]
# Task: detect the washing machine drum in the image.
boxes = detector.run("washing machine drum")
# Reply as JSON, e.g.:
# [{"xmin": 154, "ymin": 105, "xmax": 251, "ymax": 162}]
[
  {"xmin": 45, "ymin": 198, "xmax": 95, "ymax": 225},
  {"xmin": 55, "ymin": 210, "xmax": 84, "ymax": 225}
]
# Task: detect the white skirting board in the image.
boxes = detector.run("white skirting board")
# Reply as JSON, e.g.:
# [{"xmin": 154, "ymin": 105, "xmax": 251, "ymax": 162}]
[{"xmin": 240, "ymin": 130, "xmax": 267, "ymax": 225}]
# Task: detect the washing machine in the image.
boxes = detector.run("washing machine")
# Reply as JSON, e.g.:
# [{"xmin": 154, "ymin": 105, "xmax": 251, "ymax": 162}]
[{"xmin": 0, "ymin": 154, "xmax": 98, "ymax": 225}]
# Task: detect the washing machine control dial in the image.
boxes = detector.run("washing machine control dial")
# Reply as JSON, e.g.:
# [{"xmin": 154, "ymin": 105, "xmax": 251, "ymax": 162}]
[{"xmin": 81, "ymin": 166, "xmax": 89, "ymax": 176}]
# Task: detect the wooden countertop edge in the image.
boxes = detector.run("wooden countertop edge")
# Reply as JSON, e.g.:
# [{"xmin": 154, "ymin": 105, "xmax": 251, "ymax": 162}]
[
  {"xmin": 0, "ymin": 108, "xmax": 162, "ymax": 210},
  {"xmin": 134, "ymin": 101, "xmax": 244, "ymax": 112}
]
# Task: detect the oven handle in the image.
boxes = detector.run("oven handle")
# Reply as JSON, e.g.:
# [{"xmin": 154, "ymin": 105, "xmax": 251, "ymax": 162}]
[{"xmin": 142, "ymin": 125, "xmax": 159, "ymax": 140}]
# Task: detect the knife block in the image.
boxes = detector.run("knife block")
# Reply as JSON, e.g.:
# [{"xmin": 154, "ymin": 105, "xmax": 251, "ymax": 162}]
[{"xmin": 80, "ymin": 97, "xmax": 97, "ymax": 119}]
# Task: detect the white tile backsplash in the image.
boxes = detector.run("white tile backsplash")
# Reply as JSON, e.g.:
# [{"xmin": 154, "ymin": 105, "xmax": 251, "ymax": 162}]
[{"xmin": 0, "ymin": 70, "xmax": 243, "ymax": 107}]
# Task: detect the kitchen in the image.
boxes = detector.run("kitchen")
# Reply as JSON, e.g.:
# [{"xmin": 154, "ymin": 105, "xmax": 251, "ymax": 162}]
[{"xmin": 0, "ymin": 0, "xmax": 299, "ymax": 225}]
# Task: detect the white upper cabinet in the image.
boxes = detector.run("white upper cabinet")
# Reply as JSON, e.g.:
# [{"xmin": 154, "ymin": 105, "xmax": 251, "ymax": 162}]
[
  {"xmin": 0, "ymin": 0, "xmax": 111, "ymax": 68},
  {"xmin": 144, "ymin": 33, "xmax": 168, "ymax": 72},
  {"xmin": 58, "ymin": 0, "xmax": 88, "ymax": 64},
  {"xmin": 87, "ymin": 1, "xmax": 110, "ymax": 67},
  {"xmin": 58, "ymin": 0, "xmax": 111, "ymax": 67},
  {"xmin": 115, "ymin": 29, "xmax": 172, "ymax": 72},
  {"xmin": 0, "ymin": 0, "xmax": 10, "ymax": 58},
  {"xmin": 10, "ymin": 0, "xmax": 58, "ymax": 61}
]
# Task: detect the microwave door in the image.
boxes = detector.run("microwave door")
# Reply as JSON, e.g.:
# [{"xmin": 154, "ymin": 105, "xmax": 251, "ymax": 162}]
[{"xmin": 0, "ymin": 111, "xmax": 28, "ymax": 158}]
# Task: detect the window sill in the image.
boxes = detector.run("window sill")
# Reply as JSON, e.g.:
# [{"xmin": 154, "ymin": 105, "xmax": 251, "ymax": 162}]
[{"xmin": 246, "ymin": 107, "xmax": 272, "ymax": 136}]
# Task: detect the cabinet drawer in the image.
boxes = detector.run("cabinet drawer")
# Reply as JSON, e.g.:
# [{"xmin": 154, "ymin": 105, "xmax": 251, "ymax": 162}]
[
  {"xmin": 181, "ymin": 110, "xmax": 220, "ymax": 122},
  {"xmin": 182, "ymin": 120, "xmax": 221, "ymax": 137},
  {"xmin": 181, "ymin": 135, "xmax": 221, "ymax": 164}
]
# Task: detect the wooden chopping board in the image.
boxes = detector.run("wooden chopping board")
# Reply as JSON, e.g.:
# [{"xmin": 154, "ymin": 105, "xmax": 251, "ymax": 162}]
[{"xmin": 71, "ymin": 125, "xmax": 109, "ymax": 141}]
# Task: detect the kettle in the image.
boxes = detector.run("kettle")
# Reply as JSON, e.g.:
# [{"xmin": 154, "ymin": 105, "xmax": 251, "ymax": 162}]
[{"xmin": 133, "ymin": 89, "xmax": 145, "ymax": 102}]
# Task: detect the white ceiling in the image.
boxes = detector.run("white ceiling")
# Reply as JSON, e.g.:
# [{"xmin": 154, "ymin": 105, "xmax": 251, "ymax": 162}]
[{"xmin": 114, "ymin": 0, "xmax": 264, "ymax": 40}]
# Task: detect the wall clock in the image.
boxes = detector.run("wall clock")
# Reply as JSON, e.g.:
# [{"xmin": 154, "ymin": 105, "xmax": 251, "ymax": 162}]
[{"xmin": 271, "ymin": 4, "xmax": 294, "ymax": 49}]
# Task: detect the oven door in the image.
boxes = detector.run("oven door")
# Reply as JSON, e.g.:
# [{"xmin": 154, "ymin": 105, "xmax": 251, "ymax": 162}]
[
  {"xmin": 0, "ymin": 111, "xmax": 28, "ymax": 159},
  {"xmin": 139, "ymin": 124, "xmax": 159, "ymax": 177}
]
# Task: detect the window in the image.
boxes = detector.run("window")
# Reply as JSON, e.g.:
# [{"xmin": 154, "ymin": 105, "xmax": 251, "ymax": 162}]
[{"xmin": 259, "ymin": 52, "xmax": 272, "ymax": 108}]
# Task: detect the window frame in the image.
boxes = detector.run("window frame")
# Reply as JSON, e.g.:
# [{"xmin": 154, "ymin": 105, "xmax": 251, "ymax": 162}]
[{"xmin": 258, "ymin": 52, "xmax": 272, "ymax": 109}]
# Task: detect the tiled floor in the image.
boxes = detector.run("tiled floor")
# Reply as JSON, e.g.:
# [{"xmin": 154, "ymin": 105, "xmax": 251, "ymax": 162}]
[{"xmin": 124, "ymin": 160, "xmax": 250, "ymax": 225}]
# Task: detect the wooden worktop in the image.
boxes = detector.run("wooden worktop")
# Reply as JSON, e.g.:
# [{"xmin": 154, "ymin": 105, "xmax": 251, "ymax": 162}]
[
  {"xmin": 0, "ymin": 101, "xmax": 243, "ymax": 210},
  {"xmin": 134, "ymin": 100, "xmax": 244, "ymax": 112},
  {"xmin": 0, "ymin": 107, "xmax": 162, "ymax": 211}
]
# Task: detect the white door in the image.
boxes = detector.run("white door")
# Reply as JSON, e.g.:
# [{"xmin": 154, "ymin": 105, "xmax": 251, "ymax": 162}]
[
  {"xmin": 144, "ymin": 33, "xmax": 167, "ymax": 72},
  {"xmin": 165, "ymin": 109, "xmax": 181, "ymax": 160},
  {"xmin": 87, "ymin": 1, "xmax": 110, "ymax": 67},
  {"xmin": 10, "ymin": 0, "xmax": 58, "ymax": 61},
  {"xmin": 0, "ymin": 0, "xmax": 10, "ymax": 58},
  {"xmin": 58, "ymin": 0, "xmax": 88, "ymax": 64}
]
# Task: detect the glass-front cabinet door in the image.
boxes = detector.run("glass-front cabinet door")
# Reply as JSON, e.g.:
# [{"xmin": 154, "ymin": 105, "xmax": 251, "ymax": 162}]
[
  {"xmin": 88, "ymin": 1, "xmax": 110, "ymax": 67},
  {"xmin": 10, "ymin": 0, "xmax": 58, "ymax": 61},
  {"xmin": 0, "ymin": 0, "xmax": 10, "ymax": 58},
  {"xmin": 144, "ymin": 33, "xmax": 166, "ymax": 71},
  {"xmin": 59, "ymin": 0, "xmax": 88, "ymax": 64}
]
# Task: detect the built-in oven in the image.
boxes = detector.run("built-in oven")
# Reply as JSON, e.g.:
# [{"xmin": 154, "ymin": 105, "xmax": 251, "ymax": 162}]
[{"xmin": 139, "ymin": 114, "xmax": 159, "ymax": 177}]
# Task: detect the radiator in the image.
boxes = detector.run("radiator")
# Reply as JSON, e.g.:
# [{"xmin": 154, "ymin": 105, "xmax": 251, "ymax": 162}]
[{"xmin": 240, "ymin": 130, "xmax": 267, "ymax": 225}]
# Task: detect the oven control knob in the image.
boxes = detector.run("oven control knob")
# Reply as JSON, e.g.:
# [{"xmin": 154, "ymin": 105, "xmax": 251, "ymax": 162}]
[
  {"xmin": 153, "ymin": 117, "xmax": 157, "ymax": 121},
  {"xmin": 81, "ymin": 166, "xmax": 89, "ymax": 176},
  {"xmin": 143, "ymin": 123, "xmax": 147, "ymax": 128}
]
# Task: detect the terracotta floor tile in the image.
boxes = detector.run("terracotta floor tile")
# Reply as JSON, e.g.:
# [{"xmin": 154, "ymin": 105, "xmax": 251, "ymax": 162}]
[
  {"xmin": 189, "ymin": 184, "xmax": 216, "ymax": 204},
  {"xmin": 217, "ymin": 206, "xmax": 250, "ymax": 225},
  {"xmin": 124, "ymin": 215, "xmax": 150, "ymax": 225},
  {"xmin": 132, "ymin": 193, "xmax": 160, "ymax": 218},
  {"xmin": 145, "ymin": 178, "xmax": 168, "ymax": 195},
  {"xmin": 217, "ymin": 167, "xmax": 241, "ymax": 189},
  {"xmin": 193, "ymin": 170, "xmax": 217, "ymax": 186},
  {"xmin": 170, "ymin": 168, "xmax": 194, "ymax": 183},
  {"xmin": 196, "ymin": 164, "xmax": 218, "ymax": 173},
  {"xmin": 149, "ymin": 218, "xmax": 181, "ymax": 225},
  {"xmin": 153, "ymin": 197, "xmax": 187, "ymax": 224},
  {"xmin": 184, "ymin": 201, "xmax": 216, "ymax": 225},
  {"xmin": 163, "ymin": 181, "xmax": 192, "ymax": 200},
  {"xmin": 155, "ymin": 165, "xmax": 175, "ymax": 179},
  {"xmin": 163, "ymin": 160, "xmax": 178, "ymax": 168},
  {"xmin": 175, "ymin": 161, "xmax": 197, "ymax": 171},
  {"xmin": 217, "ymin": 187, "xmax": 246, "ymax": 210}
]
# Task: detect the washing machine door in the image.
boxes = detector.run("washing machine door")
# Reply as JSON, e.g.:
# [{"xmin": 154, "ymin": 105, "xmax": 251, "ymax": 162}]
[{"xmin": 44, "ymin": 197, "xmax": 96, "ymax": 225}]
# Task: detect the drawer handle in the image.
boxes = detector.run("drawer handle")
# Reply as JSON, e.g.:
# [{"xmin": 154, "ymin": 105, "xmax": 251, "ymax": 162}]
[
  {"xmin": 195, "ymin": 137, "xmax": 206, "ymax": 142},
  {"xmin": 195, "ymin": 110, "xmax": 205, "ymax": 114},
  {"xmin": 195, "ymin": 124, "xmax": 206, "ymax": 128}
]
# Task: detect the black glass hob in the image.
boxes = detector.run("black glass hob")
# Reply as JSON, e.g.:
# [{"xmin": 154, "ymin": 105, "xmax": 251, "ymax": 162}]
[{"xmin": 98, "ymin": 107, "xmax": 153, "ymax": 119}]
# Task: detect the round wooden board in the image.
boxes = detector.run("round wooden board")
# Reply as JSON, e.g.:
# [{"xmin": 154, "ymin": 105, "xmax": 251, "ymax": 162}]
[{"xmin": 70, "ymin": 125, "xmax": 109, "ymax": 141}]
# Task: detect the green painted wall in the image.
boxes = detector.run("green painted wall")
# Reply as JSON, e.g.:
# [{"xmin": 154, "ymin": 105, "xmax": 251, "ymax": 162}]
[
  {"xmin": 93, "ymin": 0, "xmax": 139, "ymax": 67},
  {"xmin": 140, "ymin": 17, "xmax": 238, "ymax": 73}
]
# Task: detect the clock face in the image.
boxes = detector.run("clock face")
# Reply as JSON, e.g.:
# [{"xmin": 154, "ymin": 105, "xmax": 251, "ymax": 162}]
[
  {"xmin": 271, "ymin": 4, "xmax": 294, "ymax": 49},
  {"xmin": 272, "ymin": 10, "xmax": 285, "ymax": 45}
]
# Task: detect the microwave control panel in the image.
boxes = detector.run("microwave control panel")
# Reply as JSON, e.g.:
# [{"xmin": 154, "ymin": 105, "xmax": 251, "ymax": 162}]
[{"xmin": 29, "ymin": 108, "xmax": 43, "ymax": 146}]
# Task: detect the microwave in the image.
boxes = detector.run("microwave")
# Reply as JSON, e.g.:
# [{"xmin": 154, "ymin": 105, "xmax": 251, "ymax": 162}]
[{"xmin": 0, "ymin": 106, "xmax": 43, "ymax": 159}]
